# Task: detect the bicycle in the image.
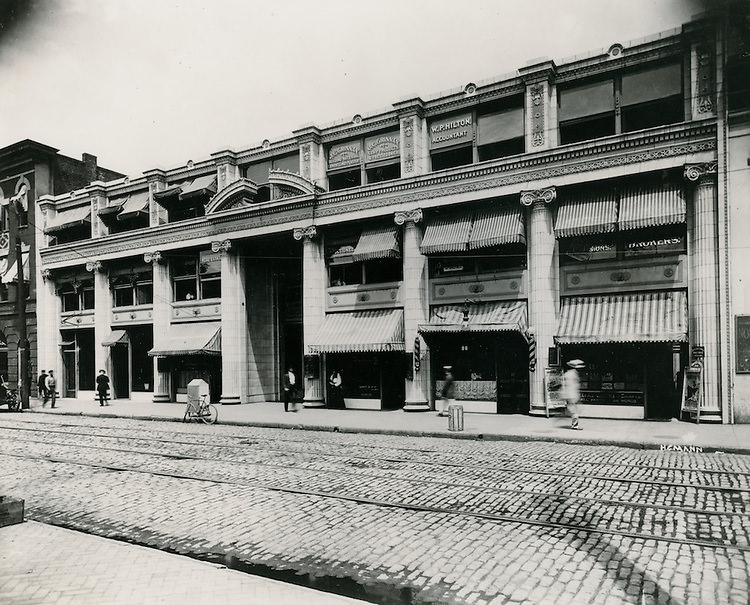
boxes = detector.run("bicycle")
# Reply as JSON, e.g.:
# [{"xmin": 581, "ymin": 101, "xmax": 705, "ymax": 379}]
[
  {"xmin": 0, "ymin": 376, "xmax": 20, "ymax": 412},
  {"xmin": 182, "ymin": 393, "xmax": 218, "ymax": 424}
]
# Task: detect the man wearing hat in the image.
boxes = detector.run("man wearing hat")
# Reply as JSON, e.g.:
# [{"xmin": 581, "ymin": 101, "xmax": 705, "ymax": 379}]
[
  {"xmin": 563, "ymin": 359, "xmax": 584, "ymax": 430},
  {"xmin": 438, "ymin": 366, "xmax": 455, "ymax": 416}
]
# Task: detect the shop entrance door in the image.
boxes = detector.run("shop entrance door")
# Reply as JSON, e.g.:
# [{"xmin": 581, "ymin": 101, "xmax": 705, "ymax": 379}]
[
  {"xmin": 496, "ymin": 333, "xmax": 529, "ymax": 414},
  {"xmin": 62, "ymin": 346, "xmax": 76, "ymax": 398},
  {"xmin": 645, "ymin": 344, "xmax": 680, "ymax": 419},
  {"xmin": 112, "ymin": 344, "xmax": 130, "ymax": 399}
]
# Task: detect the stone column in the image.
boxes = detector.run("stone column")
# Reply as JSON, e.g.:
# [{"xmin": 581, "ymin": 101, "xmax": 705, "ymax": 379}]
[
  {"xmin": 396, "ymin": 209, "xmax": 430, "ymax": 411},
  {"xmin": 212, "ymin": 150, "xmax": 241, "ymax": 191},
  {"xmin": 519, "ymin": 60, "xmax": 557, "ymax": 150},
  {"xmin": 685, "ymin": 163, "xmax": 721, "ymax": 419},
  {"xmin": 394, "ymin": 98, "xmax": 428, "ymax": 176},
  {"xmin": 214, "ymin": 239, "xmax": 247, "ymax": 404},
  {"xmin": 87, "ymin": 260, "xmax": 111, "ymax": 383},
  {"xmin": 294, "ymin": 225, "xmax": 325, "ymax": 407},
  {"xmin": 145, "ymin": 251, "xmax": 170, "ymax": 402},
  {"xmin": 88, "ymin": 183, "xmax": 108, "ymax": 239},
  {"xmin": 37, "ymin": 269, "xmax": 61, "ymax": 383},
  {"xmin": 521, "ymin": 187, "xmax": 558, "ymax": 416},
  {"xmin": 293, "ymin": 126, "xmax": 325, "ymax": 187},
  {"xmin": 144, "ymin": 170, "xmax": 167, "ymax": 227}
]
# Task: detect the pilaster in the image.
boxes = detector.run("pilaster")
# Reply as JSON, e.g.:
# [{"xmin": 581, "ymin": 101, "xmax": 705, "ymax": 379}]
[
  {"xmin": 293, "ymin": 126, "xmax": 325, "ymax": 188},
  {"xmin": 145, "ymin": 251, "xmax": 170, "ymax": 402},
  {"xmin": 88, "ymin": 182, "xmax": 108, "ymax": 239},
  {"xmin": 519, "ymin": 60, "xmax": 558, "ymax": 150},
  {"xmin": 211, "ymin": 150, "xmax": 241, "ymax": 192},
  {"xmin": 294, "ymin": 225, "xmax": 326, "ymax": 406},
  {"xmin": 37, "ymin": 269, "xmax": 61, "ymax": 382},
  {"xmin": 87, "ymin": 260, "xmax": 111, "ymax": 384},
  {"xmin": 521, "ymin": 187, "xmax": 558, "ymax": 415},
  {"xmin": 395, "ymin": 209, "xmax": 430, "ymax": 411},
  {"xmin": 394, "ymin": 98, "xmax": 428, "ymax": 176},
  {"xmin": 144, "ymin": 169, "xmax": 168, "ymax": 227},
  {"xmin": 214, "ymin": 239, "xmax": 247, "ymax": 405},
  {"xmin": 689, "ymin": 32, "xmax": 716, "ymax": 119},
  {"xmin": 685, "ymin": 162, "xmax": 721, "ymax": 420}
]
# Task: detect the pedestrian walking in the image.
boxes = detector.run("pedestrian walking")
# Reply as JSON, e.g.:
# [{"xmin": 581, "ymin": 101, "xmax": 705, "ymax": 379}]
[
  {"xmin": 45, "ymin": 370, "xmax": 57, "ymax": 408},
  {"xmin": 438, "ymin": 366, "xmax": 455, "ymax": 416},
  {"xmin": 282, "ymin": 367, "xmax": 297, "ymax": 412},
  {"xmin": 38, "ymin": 370, "xmax": 48, "ymax": 407},
  {"xmin": 563, "ymin": 359, "xmax": 584, "ymax": 430},
  {"xmin": 328, "ymin": 369, "xmax": 343, "ymax": 409},
  {"xmin": 96, "ymin": 369, "xmax": 111, "ymax": 406}
]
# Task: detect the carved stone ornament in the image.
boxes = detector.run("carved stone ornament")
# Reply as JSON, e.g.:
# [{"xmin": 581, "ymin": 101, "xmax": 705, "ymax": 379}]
[
  {"xmin": 394, "ymin": 208, "xmax": 423, "ymax": 226},
  {"xmin": 520, "ymin": 187, "xmax": 556, "ymax": 207},
  {"xmin": 85, "ymin": 260, "xmax": 105, "ymax": 273},
  {"xmin": 684, "ymin": 163, "xmax": 718, "ymax": 182},
  {"xmin": 143, "ymin": 251, "xmax": 164, "ymax": 264},
  {"xmin": 211, "ymin": 239, "xmax": 232, "ymax": 253},
  {"xmin": 41, "ymin": 268, "xmax": 52, "ymax": 281},
  {"xmin": 529, "ymin": 84, "xmax": 545, "ymax": 147},
  {"xmin": 293, "ymin": 225, "xmax": 317, "ymax": 241}
]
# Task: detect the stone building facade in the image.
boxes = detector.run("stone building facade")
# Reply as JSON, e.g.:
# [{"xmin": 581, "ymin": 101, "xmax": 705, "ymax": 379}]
[{"xmin": 33, "ymin": 12, "xmax": 750, "ymax": 422}]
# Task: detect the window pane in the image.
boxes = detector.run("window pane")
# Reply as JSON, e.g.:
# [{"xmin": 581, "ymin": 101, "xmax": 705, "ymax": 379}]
[
  {"xmin": 328, "ymin": 169, "xmax": 361, "ymax": 191},
  {"xmin": 477, "ymin": 107, "xmax": 524, "ymax": 145},
  {"xmin": 273, "ymin": 153, "xmax": 299, "ymax": 174},
  {"xmin": 200, "ymin": 277, "xmax": 221, "ymax": 299},
  {"xmin": 366, "ymin": 163, "xmax": 400, "ymax": 184},
  {"xmin": 245, "ymin": 160, "xmax": 271, "ymax": 184},
  {"xmin": 174, "ymin": 278, "xmax": 197, "ymax": 301},
  {"xmin": 431, "ymin": 146, "xmax": 473, "ymax": 171},
  {"xmin": 62, "ymin": 292, "xmax": 80, "ymax": 312},
  {"xmin": 621, "ymin": 63, "xmax": 681, "ymax": 106},
  {"xmin": 136, "ymin": 283, "xmax": 153, "ymax": 305},
  {"xmin": 364, "ymin": 258, "xmax": 402, "ymax": 284},
  {"xmin": 559, "ymin": 80, "xmax": 614, "ymax": 121},
  {"xmin": 329, "ymin": 263, "xmax": 362, "ymax": 286},
  {"xmin": 172, "ymin": 257, "xmax": 197, "ymax": 277},
  {"xmin": 113, "ymin": 287, "xmax": 133, "ymax": 307}
]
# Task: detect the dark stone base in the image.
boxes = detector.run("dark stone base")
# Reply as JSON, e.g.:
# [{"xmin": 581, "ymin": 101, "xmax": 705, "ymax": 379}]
[{"xmin": 0, "ymin": 496, "xmax": 24, "ymax": 527}]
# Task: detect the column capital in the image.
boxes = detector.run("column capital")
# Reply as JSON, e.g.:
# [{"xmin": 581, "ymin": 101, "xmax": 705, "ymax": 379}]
[
  {"xmin": 143, "ymin": 251, "xmax": 165, "ymax": 265},
  {"xmin": 211, "ymin": 239, "xmax": 233, "ymax": 254},
  {"xmin": 394, "ymin": 208, "xmax": 423, "ymax": 226},
  {"xmin": 40, "ymin": 268, "xmax": 54, "ymax": 282},
  {"xmin": 293, "ymin": 225, "xmax": 317, "ymax": 241},
  {"xmin": 85, "ymin": 260, "xmax": 106, "ymax": 274},
  {"xmin": 520, "ymin": 187, "xmax": 556, "ymax": 207},
  {"xmin": 684, "ymin": 162, "xmax": 718, "ymax": 183}
]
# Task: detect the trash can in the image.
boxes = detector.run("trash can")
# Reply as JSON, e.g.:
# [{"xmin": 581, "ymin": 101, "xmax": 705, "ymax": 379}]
[
  {"xmin": 448, "ymin": 404, "xmax": 464, "ymax": 431},
  {"xmin": 187, "ymin": 379, "xmax": 210, "ymax": 413}
]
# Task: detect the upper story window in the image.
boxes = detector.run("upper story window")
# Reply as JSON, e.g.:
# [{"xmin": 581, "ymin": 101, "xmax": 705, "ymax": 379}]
[
  {"xmin": 558, "ymin": 61, "xmax": 683, "ymax": 145},
  {"xmin": 327, "ymin": 131, "xmax": 401, "ymax": 192},
  {"xmin": 245, "ymin": 153, "xmax": 300, "ymax": 198},
  {"xmin": 156, "ymin": 175, "xmax": 217, "ymax": 223},
  {"xmin": 171, "ymin": 250, "xmax": 221, "ymax": 301},
  {"xmin": 327, "ymin": 225, "xmax": 403, "ymax": 286},
  {"xmin": 60, "ymin": 280, "xmax": 94, "ymax": 312},
  {"xmin": 429, "ymin": 113, "xmax": 475, "ymax": 171},
  {"xmin": 560, "ymin": 225, "xmax": 687, "ymax": 265},
  {"xmin": 429, "ymin": 245, "xmax": 527, "ymax": 278},
  {"xmin": 45, "ymin": 204, "xmax": 92, "ymax": 246},
  {"xmin": 112, "ymin": 274, "xmax": 153, "ymax": 307}
]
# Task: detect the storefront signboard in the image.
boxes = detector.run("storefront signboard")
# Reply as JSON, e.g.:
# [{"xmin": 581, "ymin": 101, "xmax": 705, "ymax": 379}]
[
  {"xmin": 544, "ymin": 368, "xmax": 566, "ymax": 413},
  {"xmin": 579, "ymin": 390, "xmax": 643, "ymax": 405},
  {"xmin": 198, "ymin": 250, "xmax": 221, "ymax": 274},
  {"xmin": 680, "ymin": 362, "xmax": 703, "ymax": 416},
  {"xmin": 328, "ymin": 140, "xmax": 362, "ymax": 170},
  {"xmin": 736, "ymin": 315, "xmax": 750, "ymax": 373},
  {"xmin": 429, "ymin": 113, "xmax": 473, "ymax": 150},
  {"xmin": 364, "ymin": 132, "xmax": 399, "ymax": 164}
]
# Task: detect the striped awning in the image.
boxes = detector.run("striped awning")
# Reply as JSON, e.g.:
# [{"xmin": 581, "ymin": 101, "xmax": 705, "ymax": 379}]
[
  {"xmin": 555, "ymin": 291, "xmax": 688, "ymax": 344},
  {"xmin": 618, "ymin": 184, "xmax": 686, "ymax": 231},
  {"xmin": 148, "ymin": 322, "xmax": 222, "ymax": 356},
  {"xmin": 419, "ymin": 300, "xmax": 528, "ymax": 334},
  {"xmin": 180, "ymin": 174, "xmax": 217, "ymax": 198},
  {"xmin": 554, "ymin": 193, "xmax": 617, "ymax": 238},
  {"xmin": 351, "ymin": 226, "xmax": 400, "ymax": 262},
  {"xmin": 308, "ymin": 309, "xmax": 404, "ymax": 353},
  {"xmin": 1, "ymin": 248, "xmax": 30, "ymax": 284},
  {"xmin": 118, "ymin": 191, "xmax": 151, "ymax": 220},
  {"xmin": 420, "ymin": 213, "xmax": 472, "ymax": 254},
  {"xmin": 45, "ymin": 205, "xmax": 91, "ymax": 233},
  {"xmin": 469, "ymin": 205, "xmax": 526, "ymax": 249}
]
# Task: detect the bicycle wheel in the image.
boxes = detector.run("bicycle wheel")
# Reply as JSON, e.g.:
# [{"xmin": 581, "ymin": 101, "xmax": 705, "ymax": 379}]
[
  {"xmin": 201, "ymin": 404, "xmax": 218, "ymax": 424},
  {"xmin": 8, "ymin": 394, "xmax": 19, "ymax": 412}
]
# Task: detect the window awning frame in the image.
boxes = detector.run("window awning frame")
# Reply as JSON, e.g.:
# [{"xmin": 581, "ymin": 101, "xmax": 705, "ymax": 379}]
[
  {"xmin": 148, "ymin": 322, "xmax": 222, "ymax": 357},
  {"xmin": 554, "ymin": 193, "xmax": 618, "ymax": 239},
  {"xmin": 351, "ymin": 226, "xmax": 400, "ymax": 262},
  {"xmin": 102, "ymin": 330, "xmax": 129, "ymax": 347},
  {"xmin": 618, "ymin": 184, "xmax": 686, "ymax": 231},
  {"xmin": 308, "ymin": 309, "xmax": 404, "ymax": 354},
  {"xmin": 419, "ymin": 300, "xmax": 528, "ymax": 336},
  {"xmin": 44, "ymin": 205, "xmax": 92, "ymax": 234}
]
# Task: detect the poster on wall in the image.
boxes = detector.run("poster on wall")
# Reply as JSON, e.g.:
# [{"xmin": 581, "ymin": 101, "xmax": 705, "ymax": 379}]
[
  {"xmin": 544, "ymin": 367, "xmax": 566, "ymax": 416},
  {"xmin": 680, "ymin": 363, "xmax": 703, "ymax": 422},
  {"xmin": 736, "ymin": 316, "xmax": 750, "ymax": 373}
]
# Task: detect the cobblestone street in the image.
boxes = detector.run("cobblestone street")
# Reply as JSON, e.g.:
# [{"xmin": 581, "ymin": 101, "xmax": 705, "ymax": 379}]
[{"xmin": 1, "ymin": 414, "xmax": 749, "ymax": 604}]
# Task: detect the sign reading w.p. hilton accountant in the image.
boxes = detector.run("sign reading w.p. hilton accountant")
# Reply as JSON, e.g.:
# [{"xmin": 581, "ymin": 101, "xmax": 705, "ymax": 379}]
[{"xmin": 429, "ymin": 113, "xmax": 473, "ymax": 150}]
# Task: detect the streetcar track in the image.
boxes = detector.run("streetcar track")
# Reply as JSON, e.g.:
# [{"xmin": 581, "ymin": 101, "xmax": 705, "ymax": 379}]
[
  {"xmin": 5, "ymin": 448, "xmax": 749, "ymax": 554},
  {"xmin": 0, "ymin": 423, "xmax": 750, "ymax": 484}
]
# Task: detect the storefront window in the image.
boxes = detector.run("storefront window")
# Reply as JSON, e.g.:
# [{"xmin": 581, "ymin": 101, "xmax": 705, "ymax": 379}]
[{"xmin": 560, "ymin": 227, "xmax": 686, "ymax": 264}]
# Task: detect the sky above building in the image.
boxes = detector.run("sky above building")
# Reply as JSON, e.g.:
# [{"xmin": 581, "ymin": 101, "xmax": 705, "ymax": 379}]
[{"xmin": 0, "ymin": 0, "xmax": 707, "ymax": 178}]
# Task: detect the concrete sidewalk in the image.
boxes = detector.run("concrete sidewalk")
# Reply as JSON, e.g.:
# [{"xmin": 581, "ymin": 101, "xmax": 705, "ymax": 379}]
[
  {"xmin": 0, "ymin": 521, "xmax": 371, "ymax": 605},
  {"xmin": 19, "ymin": 397, "xmax": 750, "ymax": 454}
]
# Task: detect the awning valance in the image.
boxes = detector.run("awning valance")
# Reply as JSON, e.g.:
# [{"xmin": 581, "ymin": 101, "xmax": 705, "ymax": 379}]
[
  {"xmin": 118, "ymin": 191, "xmax": 151, "ymax": 220},
  {"xmin": 419, "ymin": 300, "xmax": 528, "ymax": 334},
  {"xmin": 618, "ymin": 184, "xmax": 686, "ymax": 231},
  {"xmin": 148, "ymin": 322, "xmax": 222, "ymax": 356},
  {"xmin": 554, "ymin": 193, "xmax": 617, "ymax": 238},
  {"xmin": 469, "ymin": 206, "xmax": 525, "ymax": 249},
  {"xmin": 555, "ymin": 291, "xmax": 688, "ymax": 344},
  {"xmin": 97, "ymin": 205, "xmax": 123, "ymax": 218},
  {"xmin": 180, "ymin": 174, "xmax": 217, "ymax": 198},
  {"xmin": 351, "ymin": 226, "xmax": 400, "ymax": 262},
  {"xmin": 308, "ymin": 309, "xmax": 404, "ymax": 353},
  {"xmin": 45, "ymin": 205, "xmax": 92, "ymax": 233},
  {"xmin": 102, "ymin": 330, "xmax": 129, "ymax": 347},
  {"xmin": 420, "ymin": 213, "xmax": 472, "ymax": 254}
]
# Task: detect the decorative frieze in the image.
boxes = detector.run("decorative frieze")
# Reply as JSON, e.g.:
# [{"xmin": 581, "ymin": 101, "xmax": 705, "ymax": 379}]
[
  {"xmin": 293, "ymin": 225, "xmax": 317, "ymax": 241},
  {"xmin": 394, "ymin": 208, "xmax": 423, "ymax": 226}
]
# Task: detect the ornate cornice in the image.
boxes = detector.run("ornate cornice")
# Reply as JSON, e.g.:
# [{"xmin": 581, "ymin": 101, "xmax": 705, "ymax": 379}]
[
  {"xmin": 293, "ymin": 225, "xmax": 317, "ymax": 241},
  {"xmin": 684, "ymin": 162, "xmax": 718, "ymax": 182},
  {"xmin": 520, "ymin": 188, "xmax": 556, "ymax": 207},
  {"xmin": 394, "ymin": 209, "xmax": 423, "ymax": 226}
]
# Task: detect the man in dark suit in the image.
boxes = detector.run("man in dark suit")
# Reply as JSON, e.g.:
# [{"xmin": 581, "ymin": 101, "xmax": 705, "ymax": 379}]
[{"xmin": 282, "ymin": 367, "xmax": 297, "ymax": 412}]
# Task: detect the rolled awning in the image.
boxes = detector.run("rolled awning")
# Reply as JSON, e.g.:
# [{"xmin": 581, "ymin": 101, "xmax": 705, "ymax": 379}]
[
  {"xmin": 118, "ymin": 191, "xmax": 151, "ymax": 221},
  {"xmin": 180, "ymin": 174, "xmax": 217, "ymax": 199},
  {"xmin": 618, "ymin": 184, "xmax": 686, "ymax": 231},
  {"xmin": 44, "ymin": 205, "xmax": 92, "ymax": 233},
  {"xmin": 351, "ymin": 226, "xmax": 400, "ymax": 262},
  {"xmin": 308, "ymin": 309, "xmax": 404, "ymax": 353},
  {"xmin": 555, "ymin": 291, "xmax": 688, "ymax": 344},
  {"xmin": 419, "ymin": 300, "xmax": 528, "ymax": 334},
  {"xmin": 102, "ymin": 330, "xmax": 129, "ymax": 347},
  {"xmin": 420, "ymin": 213, "xmax": 472, "ymax": 254},
  {"xmin": 469, "ymin": 205, "xmax": 525, "ymax": 249},
  {"xmin": 148, "ymin": 322, "xmax": 222, "ymax": 356},
  {"xmin": 554, "ymin": 193, "xmax": 617, "ymax": 238}
]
